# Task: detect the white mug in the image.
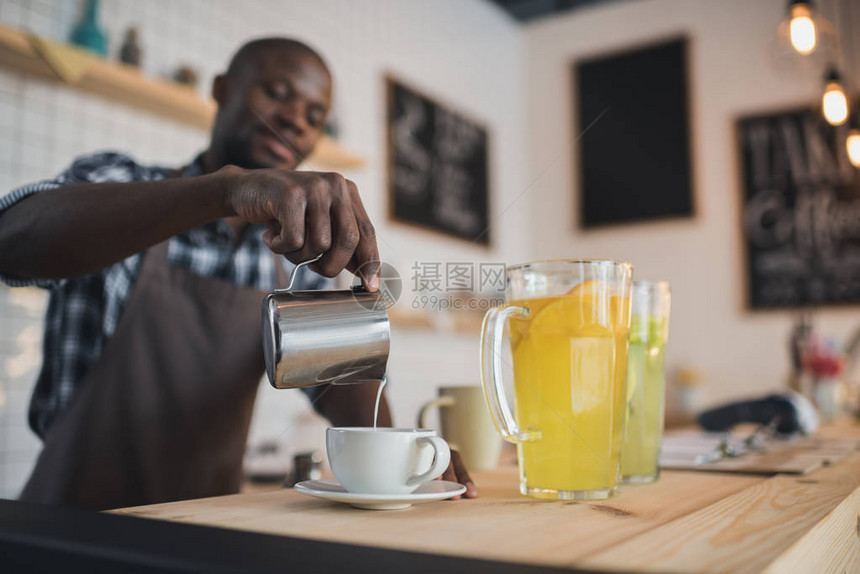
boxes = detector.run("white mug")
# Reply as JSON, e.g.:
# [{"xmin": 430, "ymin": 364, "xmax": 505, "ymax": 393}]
[
  {"xmin": 418, "ymin": 385, "xmax": 503, "ymax": 471},
  {"xmin": 326, "ymin": 427, "xmax": 450, "ymax": 495}
]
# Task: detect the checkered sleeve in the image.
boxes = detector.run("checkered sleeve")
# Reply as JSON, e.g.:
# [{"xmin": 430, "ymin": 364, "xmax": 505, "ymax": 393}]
[
  {"xmin": 0, "ymin": 152, "xmax": 141, "ymax": 289},
  {"xmin": 0, "ymin": 179, "xmax": 64, "ymax": 288}
]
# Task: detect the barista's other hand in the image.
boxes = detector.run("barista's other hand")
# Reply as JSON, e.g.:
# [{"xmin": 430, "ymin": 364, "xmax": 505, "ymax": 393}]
[
  {"xmin": 440, "ymin": 450, "xmax": 477, "ymax": 500},
  {"xmin": 222, "ymin": 166, "xmax": 379, "ymax": 291}
]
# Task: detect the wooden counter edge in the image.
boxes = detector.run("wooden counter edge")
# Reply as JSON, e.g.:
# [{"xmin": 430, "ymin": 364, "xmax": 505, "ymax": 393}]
[
  {"xmin": 580, "ymin": 451, "xmax": 860, "ymax": 573},
  {"xmin": 762, "ymin": 480, "xmax": 860, "ymax": 573}
]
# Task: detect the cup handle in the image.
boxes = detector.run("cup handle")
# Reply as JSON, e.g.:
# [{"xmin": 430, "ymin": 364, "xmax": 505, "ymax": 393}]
[
  {"xmin": 417, "ymin": 396, "xmax": 458, "ymax": 450},
  {"xmin": 406, "ymin": 436, "xmax": 451, "ymax": 487},
  {"xmin": 480, "ymin": 305, "xmax": 541, "ymax": 443},
  {"xmin": 417, "ymin": 396, "xmax": 456, "ymax": 428}
]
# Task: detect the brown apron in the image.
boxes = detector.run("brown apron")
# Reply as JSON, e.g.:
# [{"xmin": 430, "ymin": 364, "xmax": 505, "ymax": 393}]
[{"xmin": 21, "ymin": 239, "xmax": 287, "ymax": 510}]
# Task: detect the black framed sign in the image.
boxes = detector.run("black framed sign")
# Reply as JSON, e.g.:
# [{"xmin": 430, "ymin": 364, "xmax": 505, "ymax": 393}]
[
  {"xmin": 386, "ymin": 76, "xmax": 490, "ymax": 245},
  {"xmin": 575, "ymin": 37, "xmax": 695, "ymax": 228},
  {"xmin": 738, "ymin": 106, "xmax": 860, "ymax": 309}
]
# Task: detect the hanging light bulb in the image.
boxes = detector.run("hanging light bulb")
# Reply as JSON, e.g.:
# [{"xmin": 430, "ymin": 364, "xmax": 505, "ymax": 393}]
[
  {"xmin": 847, "ymin": 131, "xmax": 860, "ymax": 167},
  {"xmin": 773, "ymin": 0, "xmax": 837, "ymax": 69},
  {"xmin": 847, "ymin": 120, "xmax": 860, "ymax": 168},
  {"xmin": 822, "ymin": 68, "xmax": 850, "ymax": 126},
  {"xmin": 788, "ymin": 1, "xmax": 817, "ymax": 55}
]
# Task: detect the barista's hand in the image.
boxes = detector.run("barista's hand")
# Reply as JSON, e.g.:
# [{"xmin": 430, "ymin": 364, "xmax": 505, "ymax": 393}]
[
  {"xmin": 221, "ymin": 166, "xmax": 380, "ymax": 290},
  {"xmin": 441, "ymin": 450, "xmax": 477, "ymax": 500}
]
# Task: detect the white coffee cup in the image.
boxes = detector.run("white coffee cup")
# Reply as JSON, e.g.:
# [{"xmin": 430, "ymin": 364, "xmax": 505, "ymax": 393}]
[{"xmin": 326, "ymin": 427, "xmax": 451, "ymax": 495}]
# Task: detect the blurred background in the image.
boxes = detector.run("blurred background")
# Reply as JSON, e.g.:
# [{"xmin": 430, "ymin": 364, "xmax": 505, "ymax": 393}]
[{"xmin": 0, "ymin": 0, "xmax": 858, "ymax": 498}]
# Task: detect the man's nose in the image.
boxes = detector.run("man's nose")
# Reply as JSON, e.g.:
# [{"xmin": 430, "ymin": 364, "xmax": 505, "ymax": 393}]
[{"xmin": 274, "ymin": 97, "xmax": 308, "ymax": 135}]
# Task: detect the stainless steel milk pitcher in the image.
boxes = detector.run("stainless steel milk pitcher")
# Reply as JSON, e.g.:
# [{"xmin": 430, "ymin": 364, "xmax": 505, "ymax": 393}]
[{"xmin": 262, "ymin": 255, "xmax": 391, "ymax": 389}]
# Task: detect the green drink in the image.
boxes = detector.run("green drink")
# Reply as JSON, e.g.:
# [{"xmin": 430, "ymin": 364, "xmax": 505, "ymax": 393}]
[{"xmin": 621, "ymin": 282, "xmax": 670, "ymax": 484}]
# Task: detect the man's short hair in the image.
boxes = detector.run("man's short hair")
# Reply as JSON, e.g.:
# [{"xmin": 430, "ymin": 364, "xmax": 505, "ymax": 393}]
[{"xmin": 225, "ymin": 37, "xmax": 329, "ymax": 77}]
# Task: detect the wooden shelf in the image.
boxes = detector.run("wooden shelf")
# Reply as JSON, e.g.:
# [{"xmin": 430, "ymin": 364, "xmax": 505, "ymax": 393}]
[{"xmin": 0, "ymin": 23, "xmax": 365, "ymax": 170}]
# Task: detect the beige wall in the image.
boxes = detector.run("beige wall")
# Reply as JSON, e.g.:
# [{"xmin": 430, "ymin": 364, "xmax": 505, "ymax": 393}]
[{"xmin": 524, "ymin": 0, "xmax": 860, "ymax": 406}]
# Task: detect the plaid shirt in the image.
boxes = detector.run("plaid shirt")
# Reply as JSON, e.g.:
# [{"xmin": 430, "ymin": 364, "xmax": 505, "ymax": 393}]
[{"xmin": 0, "ymin": 151, "xmax": 331, "ymax": 438}]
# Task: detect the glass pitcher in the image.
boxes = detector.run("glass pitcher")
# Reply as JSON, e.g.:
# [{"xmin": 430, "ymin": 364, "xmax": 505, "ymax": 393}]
[{"xmin": 480, "ymin": 260, "xmax": 632, "ymax": 500}]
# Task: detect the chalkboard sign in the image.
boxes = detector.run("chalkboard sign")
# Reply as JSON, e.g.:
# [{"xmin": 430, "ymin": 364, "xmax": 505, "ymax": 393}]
[
  {"xmin": 738, "ymin": 106, "xmax": 860, "ymax": 309},
  {"xmin": 575, "ymin": 37, "xmax": 694, "ymax": 228},
  {"xmin": 386, "ymin": 77, "xmax": 490, "ymax": 245}
]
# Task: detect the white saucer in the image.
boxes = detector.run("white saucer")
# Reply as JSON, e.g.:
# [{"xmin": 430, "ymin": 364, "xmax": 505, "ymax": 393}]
[{"xmin": 294, "ymin": 479, "xmax": 466, "ymax": 510}]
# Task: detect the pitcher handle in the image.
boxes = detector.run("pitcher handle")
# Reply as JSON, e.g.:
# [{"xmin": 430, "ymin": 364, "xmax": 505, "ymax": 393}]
[
  {"xmin": 480, "ymin": 305, "xmax": 540, "ymax": 443},
  {"xmin": 276, "ymin": 253, "xmax": 325, "ymax": 293}
]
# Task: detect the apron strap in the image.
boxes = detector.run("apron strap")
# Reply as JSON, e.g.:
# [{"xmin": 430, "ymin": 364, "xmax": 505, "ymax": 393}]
[
  {"xmin": 150, "ymin": 240, "xmax": 171, "ymax": 261},
  {"xmin": 139, "ymin": 240, "xmax": 171, "ymax": 276}
]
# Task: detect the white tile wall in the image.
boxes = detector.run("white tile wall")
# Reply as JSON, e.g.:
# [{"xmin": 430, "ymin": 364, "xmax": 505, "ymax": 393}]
[
  {"xmin": 0, "ymin": 0, "xmax": 527, "ymax": 499},
  {"xmin": 0, "ymin": 286, "xmax": 47, "ymax": 498}
]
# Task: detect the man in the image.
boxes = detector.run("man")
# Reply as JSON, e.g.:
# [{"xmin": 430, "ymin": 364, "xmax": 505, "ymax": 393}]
[{"xmin": 0, "ymin": 38, "xmax": 475, "ymax": 510}]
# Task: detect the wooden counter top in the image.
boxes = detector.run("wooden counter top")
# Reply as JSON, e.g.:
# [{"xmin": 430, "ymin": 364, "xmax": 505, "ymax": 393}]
[{"xmin": 112, "ymin": 421, "xmax": 860, "ymax": 573}]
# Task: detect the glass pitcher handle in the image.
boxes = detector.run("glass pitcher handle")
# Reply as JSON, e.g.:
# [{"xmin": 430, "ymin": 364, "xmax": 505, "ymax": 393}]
[{"xmin": 480, "ymin": 305, "xmax": 540, "ymax": 443}]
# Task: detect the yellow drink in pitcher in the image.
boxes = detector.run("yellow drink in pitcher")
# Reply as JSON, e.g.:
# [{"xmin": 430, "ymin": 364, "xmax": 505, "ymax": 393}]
[{"xmin": 509, "ymin": 285, "xmax": 630, "ymax": 496}]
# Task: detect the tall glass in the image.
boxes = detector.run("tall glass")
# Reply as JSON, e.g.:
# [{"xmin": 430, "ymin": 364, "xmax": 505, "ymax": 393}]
[
  {"xmin": 480, "ymin": 260, "xmax": 632, "ymax": 500},
  {"xmin": 621, "ymin": 281, "xmax": 670, "ymax": 484}
]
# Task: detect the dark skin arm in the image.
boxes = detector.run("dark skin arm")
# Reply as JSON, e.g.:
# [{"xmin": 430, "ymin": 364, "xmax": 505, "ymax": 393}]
[
  {"xmin": 0, "ymin": 172, "xmax": 230, "ymax": 280},
  {"xmin": 0, "ymin": 166, "xmax": 379, "ymax": 288},
  {"xmin": 313, "ymin": 382, "xmax": 477, "ymax": 499}
]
